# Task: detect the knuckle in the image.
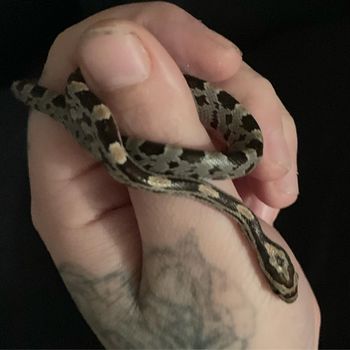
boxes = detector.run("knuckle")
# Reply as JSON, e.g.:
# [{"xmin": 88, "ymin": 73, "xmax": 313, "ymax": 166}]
[
  {"xmin": 283, "ymin": 112, "xmax": 297, "ymax": 134},
  {"xmin": 255, "ymin": 75, "xmax": 275, "ymax": 95},
  {"xmin": 147, "ymin": 1, "xmax": 184, "ymax": 14},
  {"xmin": 30, "ymin": 201, "xmax": 44, "ymax": 233},
  {"xmin": 145, "ymin": 1, "xmax": 190, "ymax": 22},
  {"xmin": 119, "ymin": 98, "xmax": 152, "ymax": 128},
  {"xmin": 45, "ymin": 26, "xmax": 75, "ymax": 71},
  {"xmin": 50, "ymin": 26, "xmax": 72, "ymax": 52},
  {"xmin": 282, "ymin": 112, "xmax": 298, "ymax": 151},
  {"xmin": 313, "ymin": 300, "xmax": 322, "ymax": 333},
  {"xmin": 288, "ymin": 192, "xmax": 299, "ymax": 206},
  {"xmin": 240, "ymin": 75, "xmax": 277, "ymax": 109}
]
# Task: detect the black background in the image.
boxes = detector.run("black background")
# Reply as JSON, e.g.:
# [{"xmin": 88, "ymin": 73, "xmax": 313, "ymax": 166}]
[{"xmin": 1, "ymin": 0, "xmax": 349, "ymax": 348}]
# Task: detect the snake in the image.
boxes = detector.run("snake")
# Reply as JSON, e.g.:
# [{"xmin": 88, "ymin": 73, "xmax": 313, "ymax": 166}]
[{"xmin": 11, "ymin": 69, "xmax": 298, "ymax": 303}]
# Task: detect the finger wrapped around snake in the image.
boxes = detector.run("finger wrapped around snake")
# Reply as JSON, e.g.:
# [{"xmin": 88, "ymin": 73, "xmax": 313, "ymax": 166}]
[{"xmin": 11, "ymin": 69, "xmax": 298, "ymax": 303}]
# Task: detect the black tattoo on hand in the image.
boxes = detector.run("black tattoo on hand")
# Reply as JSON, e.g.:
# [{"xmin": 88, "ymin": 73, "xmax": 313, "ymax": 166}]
[{"xmin": 59, "ymin": 232, "xmax": 255, "ymax": 349}]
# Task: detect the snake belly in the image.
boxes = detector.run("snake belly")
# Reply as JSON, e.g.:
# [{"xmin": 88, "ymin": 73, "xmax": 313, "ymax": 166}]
[{"xmin": 11, "ymin": 69, "xmax": 298, "ymax": 303}]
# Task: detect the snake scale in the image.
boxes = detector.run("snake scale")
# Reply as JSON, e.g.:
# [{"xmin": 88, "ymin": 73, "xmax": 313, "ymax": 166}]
[{"xmin": 11, "ymin": 69, "xmax": 298, "ymax": 303}]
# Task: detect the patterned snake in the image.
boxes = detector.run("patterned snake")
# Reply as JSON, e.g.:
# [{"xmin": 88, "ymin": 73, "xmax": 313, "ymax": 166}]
[{"xmin": 11, "ymin": 69, "xmax": 298, "ymax": 303}]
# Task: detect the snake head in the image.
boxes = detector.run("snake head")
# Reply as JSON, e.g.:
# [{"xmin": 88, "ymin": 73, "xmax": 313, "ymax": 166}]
[{"xmin": 257, "ymin": 240, "xmax": 299, "ymax": 303}]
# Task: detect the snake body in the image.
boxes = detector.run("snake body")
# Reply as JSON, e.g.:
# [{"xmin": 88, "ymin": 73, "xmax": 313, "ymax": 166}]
[{"xmin": 11, "ymin": 70, "xmax": 298, "ymax": 303}]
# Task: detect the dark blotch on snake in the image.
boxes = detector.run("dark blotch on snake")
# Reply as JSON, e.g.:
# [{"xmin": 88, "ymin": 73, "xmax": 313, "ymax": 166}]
[
  {"xmin": 208, "ymin": 166, "xmax": 223, "ymax": 175},
  {"xmin": 84, "ymin": 134, "xmax": 94, "ymax": 144},
  {"xmin": 228, "ymin": 151, "xmax": 248, "ymax": 166},
  {"xmin": 217, "ymin": 90, "xmax": 239, "ymax": 110},
  {"xmin": 241, "ymin": 114, "xmax": 260, "ymax": 132},
  {"xmin": 14, "ymin": 80, "xmax": 27, "ymax": 92},
  {"xmin": 210, "ymin": 113, "xmax": 219, "ymax": 129},
  {"xmin": 68, "ymin": 69, "xmax": 86, "ymax": 84},
  {"xmin": 194, "ymin": 94, "xmax": 208, "ymax": 107},
  {"xmin": 224, "ymin": 130, "xmax": 231, "ymax": 140},
  {"xmin": 225, "ymin": 114, "xmax": 233, "ymax": 125},
  {"xmin": 99, "ymin": 147, "xmax": 113, "ymax": 168},
  {"xmin": 132, "ymin": 154, "xmax": 143, "ymax": 162},
  {"xmin": 168, "ymin": 161, "xmax": 179, "ymax": 169},
  {"xmin": 247, "ymin": 139, "xmax": 263, "ymax": 157},
  {"xmin": 75, "ymin": 90, "xmax": 101, "ymax": 112},
  {"xmin": 189, "ymin": 173, "xmax": 200, "ymax": 180},
  {"xmin": 244, "ymin": 162, "xmax": 255, "ymax": 175},
  {"xmin": 238, "ymin": 134, "xmax": 247, "ymax": 142},
  {"xmin": 184, "ymin": 74, "xmax": 205, "ymax": 90},
  {"xmin": 95, "ymin": 118, "xmax": 120, "ymax": 152},
  {"xmin": 81, "ymin": 112, "xmax": 92, "ymax": 127},
  {"xmin": 142, "ymin": 163, "xmax": 152, "ymax": 170},
  {"xmin": 179, "ymin": 148, "xmax": 206, "ymax": 163},
  {"xmin": 139, "ymin": 141, "xmax": 165, "ymax": 156},
  {"xmin": 52, "ymin": 95, "xmax": 66, "ymax": 109},
  {"xmin": 31, "ymin": 85, "xmax": 46, "ymax": 98}
]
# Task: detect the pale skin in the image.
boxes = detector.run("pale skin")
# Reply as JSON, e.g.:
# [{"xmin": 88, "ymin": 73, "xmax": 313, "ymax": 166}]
[{"xmin": 27, "ymin": 2, "xmax": 320, "ymax": 348}]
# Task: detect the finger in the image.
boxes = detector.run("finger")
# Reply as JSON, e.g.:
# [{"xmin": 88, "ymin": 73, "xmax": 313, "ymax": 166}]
[
  {"xmin": 247, "ymin": 112, "xmax": 299, "ymax": 208},
  {"xmin": 218, "ymin": 63, "xmax": 299, "ymax": 208},
  {"xmin": 219, "ymin": 62, "xmax": 294, "ymax": 179}
]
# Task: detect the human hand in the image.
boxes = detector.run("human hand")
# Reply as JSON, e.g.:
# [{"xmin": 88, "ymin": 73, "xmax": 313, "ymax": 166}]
[{"xmin": 27, "ymin": 2, "xmax": 319, "ymax": 348}]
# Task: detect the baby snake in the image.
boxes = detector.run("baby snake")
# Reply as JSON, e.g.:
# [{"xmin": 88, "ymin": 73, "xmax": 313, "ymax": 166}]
[{"xmin": 11, "ymin": 69, "xmax": 298, "ymax": 303}]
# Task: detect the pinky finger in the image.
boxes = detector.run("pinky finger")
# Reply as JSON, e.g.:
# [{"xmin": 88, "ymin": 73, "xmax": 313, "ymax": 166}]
[{"xmin": 247, "ymin": 112, "xmax": 299, "ymax": 209}]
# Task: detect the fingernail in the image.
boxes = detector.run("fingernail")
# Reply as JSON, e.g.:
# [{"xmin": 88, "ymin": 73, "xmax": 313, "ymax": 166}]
[
  {"xmin": 79, "ymin": 27, "xmax": 150, "ymax": 91},
  {"xmin": 244, "ymin": 195, "xmax": 279, "ymax": 223},
  {"xmin": 265, "ymin": 128, "xmax": 292, "ymax": 173},
  {"xmin": 274, "ymin": 169, "xmax": 299, "ymax": 196}
]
